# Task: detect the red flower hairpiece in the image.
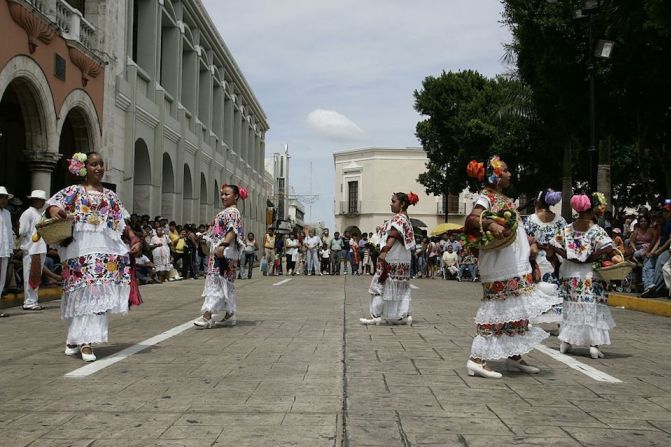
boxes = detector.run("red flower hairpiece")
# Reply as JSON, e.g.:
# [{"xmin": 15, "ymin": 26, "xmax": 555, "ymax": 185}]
[
  {"xmin": 466, "ymin": 160, "xmax": 485, "ymax": 182},
  {"xmin": 407, "ymin": 192, "xmax": 419, "ymax": 206}
]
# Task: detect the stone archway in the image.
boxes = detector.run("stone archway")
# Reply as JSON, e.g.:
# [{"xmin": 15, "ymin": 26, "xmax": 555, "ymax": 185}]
[
  {"xmin": 183, "ymin": 164, "xmax": 193, "ymax": 223},
  {"xmin": 52, "ymin": 106, "xmax": 94, "ymax": 193},
  {"xmin": 213, "ymin": 179, "xmax": 219, "ymax": 209},
  {"xmin": 161, "ymin": 153, "xmax": 175, "ymax": 219},
  {"xmin": 133, "ymin": 139, "xmax": 151, "ymax": 214},
  {"xmin": 199, "ymin": 173, "xmax": 208, "ymax": 224},
  {"xmin": 0, "ymin": 56, "xmax": 58, "ymax": 196}
]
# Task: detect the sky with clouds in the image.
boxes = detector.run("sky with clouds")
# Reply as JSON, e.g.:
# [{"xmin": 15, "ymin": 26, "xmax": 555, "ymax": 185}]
[{"xmin": 202, "ymin": 0, "xmax": 512, "ymax": 229}]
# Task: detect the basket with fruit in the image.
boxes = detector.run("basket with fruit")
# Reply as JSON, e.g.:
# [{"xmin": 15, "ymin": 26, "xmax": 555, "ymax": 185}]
[
  {"xmin": 595, "ymin": 249, "xmax": 635, "ymax": 283},
  {"xmin": 462, "ymin": 209, "xmax": 518, "ymax": 251}
]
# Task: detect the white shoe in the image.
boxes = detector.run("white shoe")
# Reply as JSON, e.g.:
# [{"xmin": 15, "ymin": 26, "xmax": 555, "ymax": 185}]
[
  {"xmin": 359, "ymin": 316, "xmax": 381, "ymax": 325},
  {"xmin": 319, "ymin": 272, "xmax": 323, "ymax": 276},
  {"xmin": 466, "ymin": 360, "xmax": 502, "ymax": 379},
  {"xmin": 505, "ymin": 358, "xmax": 540, "ymax": 374},
  {"xmin": 64, "ymin": 344, "xmax": 80, "ymax": 356},
  {"xmin": 559, "ymin": 341, "xmax": 572, "ymax": 354},
  {"xmin": 392, "ymin": 316, "xmax": 413, "ymax": 326},
  {"xmin": 216, "ymin": 314, "xmax": 237, "ymax": 327},
  {"xmin": 590, "ymin": 346, "xmax": 604, "ymax": 359},
  {"xmin": 193, "ymin": 316, "xmax": 214, "ymax": 329},
  {"xmin": 81, "ymin": 345, "xmax": 96, "ymax": 362}
]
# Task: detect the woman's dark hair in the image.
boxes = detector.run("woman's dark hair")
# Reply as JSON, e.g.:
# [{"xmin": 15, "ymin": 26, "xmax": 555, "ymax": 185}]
[
  {"xmin": 394, "ymin": 192, "xmax": 410, "ymax": 210},
  {"xmin": 247, "ymin": 232, "xmax": 254, "ymax": 238}
]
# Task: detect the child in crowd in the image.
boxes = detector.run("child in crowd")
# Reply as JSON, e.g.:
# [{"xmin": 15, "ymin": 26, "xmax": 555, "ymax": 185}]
[{"xmin": 320, "ymin": 243, "xmax": 330, "ymax": 274}]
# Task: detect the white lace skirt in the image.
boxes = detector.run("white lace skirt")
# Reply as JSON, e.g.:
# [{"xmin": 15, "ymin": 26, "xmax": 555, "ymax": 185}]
[
  {"xmin": 559, "ymin": 301, "xmax": 615, "ymax": 346},
  {"xmin": 368, "ymin": 257, "xmax": 412, "ymax": 320},
  {"xmin": 66, "ymin": 313, "xmax": 109, "ymax": 345},
  {"xmin": 201, "ymin": 273, "xmax": 237, "ymax": 315}
]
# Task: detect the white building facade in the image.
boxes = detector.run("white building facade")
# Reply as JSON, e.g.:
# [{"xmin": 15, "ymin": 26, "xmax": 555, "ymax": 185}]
[
  {"xmin": 1, "ymin": 0, "xmax": 270, "ymax": 239},
  {"xmin": 333, "ymin": 147, "xmax": 474, "ymax": 235}
]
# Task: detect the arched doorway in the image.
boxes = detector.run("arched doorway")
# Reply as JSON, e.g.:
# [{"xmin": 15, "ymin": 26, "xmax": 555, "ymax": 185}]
[
  {"xmin": 183, "ymin": 164, "xmax": 193, "ymax": 223},
  {"xmin": 0, "ymin": 78, "xmax": 45, "ymax": 199},
  {"xmin": 199, "ymin": 173, "xmax": 208, "ymax": 224},
  {"xmin": 213, "ymin": 179, "xmax": 219, "ymax": 209},
  {"xmin": 133, "ymin": 139, "xmax": 151, "ymax": 214},
  {"xmin": 161, "ymin": 153, "xmax": 175, "ymax": 219},
  {"xmin": 52, "ymin": 107, "xmax": 94, "ymax": 193}
]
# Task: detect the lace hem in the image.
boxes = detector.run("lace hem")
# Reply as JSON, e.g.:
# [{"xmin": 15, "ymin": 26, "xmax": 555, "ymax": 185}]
[
  {"xmin": 61, "ymin": 284, "xmax": 129, "ymax": 319},
  {"xmin": 66, "ymin": 313, "xmax": 109, "ymax": 345},
  {"xmin": 559, "ymin": 324, "xmax": 613, "ymax": 346},
  {"xmin": 72, "ymin": 221, "xmax": 125, "ymax": 242},
  {"xmin": 368, "ymin": 273, "xmax": 412, "ymax": 302},
  {"xmin": 201, "ymin": 273, "xmax": 236, "ymax": 314},
  {"xmin": 470, "ymin": 326, "xmax": 549, "ymax": 360},
  {"xmin": 475, "ymin": 282, "xmax": 561, "ymax": 325},
  {"xmin": 370, "ymin": 293, "xmax": 411, "ymax": 320},
  {"xmin": 532, "ymin": 305, "xmax": 563, "ymax": 324},
  {"xmin": 562, "ymin": 301, "xmax": 615, "ymax": 330}
]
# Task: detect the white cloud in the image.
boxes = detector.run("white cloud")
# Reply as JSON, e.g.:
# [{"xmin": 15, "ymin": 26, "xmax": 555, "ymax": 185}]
[{"xmin": 305, "ymin": 109, "xmax": 365, "ymax": 141}]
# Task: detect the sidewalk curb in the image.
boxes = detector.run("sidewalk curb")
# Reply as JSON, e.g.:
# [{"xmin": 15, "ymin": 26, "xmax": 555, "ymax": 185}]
[
  {"xmin": 0, "ymin": 287, "xmax": 62, "ymax": 309},
  {"xmin": 609, "ymin": 292, "xmax": 671, "ymax": 317}
]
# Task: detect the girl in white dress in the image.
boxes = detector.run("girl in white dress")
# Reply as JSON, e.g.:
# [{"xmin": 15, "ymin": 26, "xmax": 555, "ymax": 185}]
[
  {"xmin": 150, "ymin": 227, "xmax": 171, "ymax": 281},
  {"xmin": 360, "ymin": 191, "xmax": 418, "ymax": 326},
  {"xmin": 548, "ymin": 193, "xmax": 616, "ymax": 359},
  {"xmin": 523, "ymin": 189, "xmax": 567, "ymax": 324},
  {"xmin": 464, "ymin": 156, "xmax": 561, "ymax": 378},
  {"xmin": 46, "ymin": 152, "xmax": 141, "ymax": 361},
  {"xmin": 193, "ymin": 184, "xmax": 245, "ymax": 328}
]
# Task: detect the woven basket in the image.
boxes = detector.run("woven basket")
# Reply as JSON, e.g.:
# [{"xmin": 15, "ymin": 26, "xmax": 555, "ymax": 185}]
[
  {"xmin": 596, "ymin": 250, "xmax": 635, "ymax": 283},
  {"xmin": 477, "ymin": 211, "xmax": 518, "ymax": 251},
  {"xmin": 35, "ymin": 214, "xmax": 74, "ymax": 245}
]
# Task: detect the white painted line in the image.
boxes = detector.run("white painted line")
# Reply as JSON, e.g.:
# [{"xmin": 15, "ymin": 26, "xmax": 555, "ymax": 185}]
[
  {"xmin": 64, "ymin": 321, "xmax": 194, "ymax": 378},
  {"xmin": 534, "ymin": 344, "xmax": 622, "ymax": 383},
  {"xmin": 410, "ymin": 284, "xmax": 419, "ymax": 290},
  {"xmin": 272, "ymin": 278, "xmax": 292, "ymax": 286}
]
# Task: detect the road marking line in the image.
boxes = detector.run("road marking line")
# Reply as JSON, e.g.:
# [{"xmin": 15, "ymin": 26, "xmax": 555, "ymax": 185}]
[
  {"xmin": 272, "ymin": 279, "xmax": 292, "ymax": 286},
  {"xmin": 534, "ymin": 344, "xmax": 622, "ymax": 383},
  {"xmin": 410, "ymin": 285, "xmax": 419, "ymax": 289},
  {"xmin": 64, "ymin": 321, "xmax": 194, "ymax": 378}
]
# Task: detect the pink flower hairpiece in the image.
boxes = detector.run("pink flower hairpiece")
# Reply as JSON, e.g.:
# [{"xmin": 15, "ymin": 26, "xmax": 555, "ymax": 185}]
[
  {"xmin": 67, "ymin": 152, "xmax": 88, "ymax": 177},
  {"xmin": 570, "ymin": 194, "xmax": 592, "ymax": 213},
  {"xmin": 239, "ymin": 187, "xmax": 249, "ymax": 200}
]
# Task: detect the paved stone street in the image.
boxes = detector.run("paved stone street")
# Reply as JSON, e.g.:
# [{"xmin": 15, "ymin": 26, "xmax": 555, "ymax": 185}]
[{"xmin": 1, "ymin": 275, "xmax": 671, "ymax": 446}]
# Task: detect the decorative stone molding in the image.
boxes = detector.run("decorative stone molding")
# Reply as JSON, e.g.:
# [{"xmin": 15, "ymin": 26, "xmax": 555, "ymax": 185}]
[
  {"xmin": 7, "ymin": 0, "xmax": 56, "ymax": 53},
  {"xmin": 67, "ymin": 43, "xmax": 103, "ymax": 86},
  {"xmin": 24, "ymin": 150, "xmax": 61, "ymax": 172}
]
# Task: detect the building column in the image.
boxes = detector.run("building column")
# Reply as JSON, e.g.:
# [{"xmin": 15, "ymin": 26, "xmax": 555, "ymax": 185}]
[{"xmin": 25, "ymin": 151, "xmax": 60, "ymax": 195}]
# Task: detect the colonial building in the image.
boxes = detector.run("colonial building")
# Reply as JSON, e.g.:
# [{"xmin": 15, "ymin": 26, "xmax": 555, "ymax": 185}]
[
  {"xmin": 333, "ymin": 147, "xmax": 473, "ymax": 234},
  {"xmin": 1, "ymin": 0, "xmax": 269, "ymax": 238}
]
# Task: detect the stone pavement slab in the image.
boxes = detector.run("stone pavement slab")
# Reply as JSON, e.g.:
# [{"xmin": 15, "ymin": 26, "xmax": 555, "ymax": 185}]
[{"xmin": 1, "ymin": 274, "xmax": 671, "ymax": 445}]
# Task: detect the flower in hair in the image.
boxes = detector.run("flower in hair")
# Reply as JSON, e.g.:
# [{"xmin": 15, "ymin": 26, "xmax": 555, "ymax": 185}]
[
  {"xmin": 239, "ymin": 187, "xmax": 249, "ymax": 200},
  {"xmin": 67, "ymin": 152, "xmax": 88, "ymax": 177},
  {"xmin": 544, "ymin": 189, "xmax": 562, "ymax": 206},
  {"xmin": 487, "ymin": 155, "xmax": 505, "ymax": 185},
  {"xmin": 407, "ymin": 192, "xmax": 419, "ymax": 206},
  {"xmin": 592, "ymin": 192, "xmax": 607, "ymax": 216},
  {"xmin": 570, "ymin": 194, "xmax": 591, "ymax": 213},
  {"xmin": 466, "ymin": 160, "xmax": 485, "ymax": 182}
]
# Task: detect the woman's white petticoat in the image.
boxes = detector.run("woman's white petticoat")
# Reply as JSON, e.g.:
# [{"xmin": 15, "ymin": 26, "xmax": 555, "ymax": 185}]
[{"xmin": 66, "ymin": 313, "xmax": 109, "ymax": 345}]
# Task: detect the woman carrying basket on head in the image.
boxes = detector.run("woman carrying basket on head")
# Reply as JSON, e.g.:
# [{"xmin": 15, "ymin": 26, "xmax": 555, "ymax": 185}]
[
  {"xmin": 464, "ymin": 156, "xmax": 561, "ymax": 379},
  {"xmin": 45, "ymin": 152, "xmax": 142, "ymax": 362},
  {"xmin": 547, "ymin": 193, "xmax": 616, "ymax": 359},
  {"xmin": 193, "ymin": 184, "xmax": 245, "ymax": 329},
  {"xmin": 359, "ymin": 191, "xmax": 418, "ymax": 326}
]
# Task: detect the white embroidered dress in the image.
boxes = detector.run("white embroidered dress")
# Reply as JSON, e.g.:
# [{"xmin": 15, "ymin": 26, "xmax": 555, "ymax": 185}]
[
  {"xmin": 47, "ymin": 185, "xmax": 131, "ymax": 345},
  {"xmin": 368, "ymin": 213, "xmax": 415, "ymax": 320},
  {"xmin": 523, "ymin": 212, "xmax": 567, "ymax": 323},
  {"xmin": 550, "ymin": 224, "xmax": 616, "ymax": 346},
  {"xmin": 470, "ymin": 190, "xmax": 561, "ymax": 360},
  {"xmin": 201, "ymin": 207, "xmax": 244, "ymax": 315}
]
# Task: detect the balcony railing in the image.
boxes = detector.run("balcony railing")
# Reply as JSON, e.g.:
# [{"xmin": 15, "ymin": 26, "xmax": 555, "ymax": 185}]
[{"xmin": 339, "ymin": 201, "xmax": 361, "ymax": 215}]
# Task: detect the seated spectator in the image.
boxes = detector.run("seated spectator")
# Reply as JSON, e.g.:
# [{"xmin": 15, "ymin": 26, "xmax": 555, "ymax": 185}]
[
  {"xmin": 458, "ymin": 248, "xmax": 479, "ymax": 282},
  {"xmin": 135, "ymin": 253, "xmax": 159, "ymax": 285},
  {"xmin": 442, "ymin": 244, "xmax": 459, "ymax": 280},
  {"xmin": 41, "ymin": 247, "xmax": 62, "ymax": 286}
]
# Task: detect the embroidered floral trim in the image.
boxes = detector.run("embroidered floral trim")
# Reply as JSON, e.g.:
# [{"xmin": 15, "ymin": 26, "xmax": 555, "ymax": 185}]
[
  {"xmin": 206, "ymin": 207, "xmax": 244, "ymax": 250},
  {"xmin": 482, "ymin": 273, "xmax": 534, "ymax": 301},
  {"xmin": 62, "ymin": 253, "xmax": 131, "ymax": 292},
  {"xmin": 482, "ymin": 189, "xmax": 517, "ymax": 214},
  {"xmin": 559, "ymin": 277, "xmax": 608, "ymax": 305},
  {"xmin": 381, "ymin": 213, "xmax": 415, "ymax": 250},
  {"xmin": 477, "ymin": 319, "xmax": 529, "ymax": 337},
  {"xmin": 551, "ymin": 224, "xmax": 612, "ymax": 262},
  {"xmin": 47, "ymin": 185, "xmax": 127, "ymax": 234}
]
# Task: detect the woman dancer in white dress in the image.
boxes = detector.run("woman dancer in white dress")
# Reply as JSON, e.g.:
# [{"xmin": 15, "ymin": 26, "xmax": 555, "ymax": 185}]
[
  {"xmin": 46, "ymin": 152, "xmax": 141, "ymax": 361},
  {"xmin": 360, "ymin": 191, "xmax": 418, "ymax": 326},
  {"xmin": 548, "ymin": 193, "xmax": 616, "ymax": 359},
  {"xmin": 524, "ymin": 189, "xmax": 567, "ymax": 324},
  {"xmin": 465, "ymin": 156, "xmax": 561, "ymax": 378},
  {"xmin": 194, "ymin": 184, "xmax": 245, "ymax": 328}
]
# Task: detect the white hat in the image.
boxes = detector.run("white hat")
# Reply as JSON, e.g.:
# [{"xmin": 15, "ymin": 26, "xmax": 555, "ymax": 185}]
[
  {"xmin": 27, "ymin": 190, "xmax": 48, "ymax": 201},
  {"xmin": 0, "ymin": 186, "xmax": 13, "ymax": 199}
]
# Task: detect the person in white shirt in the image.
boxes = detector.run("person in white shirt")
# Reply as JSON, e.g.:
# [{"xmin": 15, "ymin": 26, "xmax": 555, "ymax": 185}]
[
  {"xmin": 0, "ymin": 187, "xmax": 14, "ymax": 313},
  {"xmin": 18, "ymin": 190, "xmax": 48, "ymax": 310},
  {"xmin": 304, "ymin": 228, "xmax": 322, "ymax": 275}
]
